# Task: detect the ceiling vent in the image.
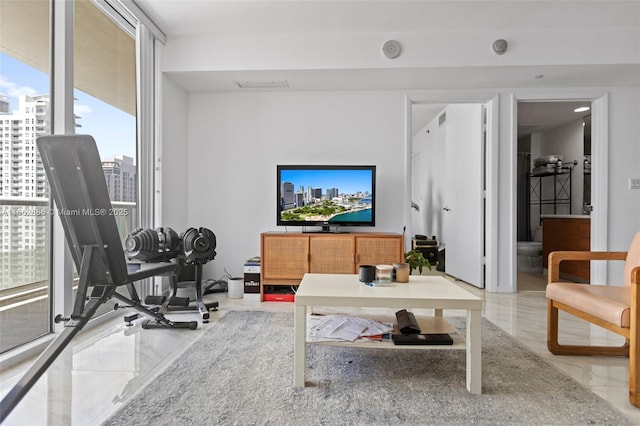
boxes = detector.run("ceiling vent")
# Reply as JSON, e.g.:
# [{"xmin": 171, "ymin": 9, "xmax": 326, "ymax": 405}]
[{"xmin": 235, "ymin": 80, "xmax": 289, "ymax": 89}]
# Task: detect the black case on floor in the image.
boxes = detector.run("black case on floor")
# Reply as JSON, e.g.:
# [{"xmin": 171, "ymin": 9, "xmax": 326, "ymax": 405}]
[{"xmin": 391, "ymin": 333, "xmax": 453, "ymax": 345}]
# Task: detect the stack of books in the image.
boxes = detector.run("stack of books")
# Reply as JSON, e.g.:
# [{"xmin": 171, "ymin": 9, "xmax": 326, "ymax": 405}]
[{"xmin": 243, "ymin": 256, "xmax": 260, "ymax": 302}]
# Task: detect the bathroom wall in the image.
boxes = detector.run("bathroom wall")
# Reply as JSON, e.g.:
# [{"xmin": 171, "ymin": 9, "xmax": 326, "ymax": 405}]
[{"xmin": 537, "ymin": 120, "xmax": 585, "ymax": 215}]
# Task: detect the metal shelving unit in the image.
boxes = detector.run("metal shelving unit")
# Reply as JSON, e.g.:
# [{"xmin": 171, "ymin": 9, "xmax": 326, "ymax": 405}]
[{"xmin": 525, "ymin": 165, "xmax": 573, "ymax": 240}]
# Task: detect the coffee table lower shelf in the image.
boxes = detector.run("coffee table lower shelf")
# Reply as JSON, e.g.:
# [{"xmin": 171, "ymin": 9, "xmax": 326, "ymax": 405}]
[{"xmin": 306, "ymin": 315, "xmax": 465, "ymax": 350}]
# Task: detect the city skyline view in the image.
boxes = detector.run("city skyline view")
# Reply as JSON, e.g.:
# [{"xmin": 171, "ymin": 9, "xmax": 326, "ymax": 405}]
[
  {"xmin": 0, "ymin": 52, "xmax": 138, "ymax": 293},
  {"xmin": 0, "ymin": 52, "xmax": 136, "ymax": 161},
  {"xmin": 279, "ymin": 168, "xmax": 373, "ymax": 196},
  {"xmin": 278, "ymin": 167, "xmax": 374, "ymax": 224}
]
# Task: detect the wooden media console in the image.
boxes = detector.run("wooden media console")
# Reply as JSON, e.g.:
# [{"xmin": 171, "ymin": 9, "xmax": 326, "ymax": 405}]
[{"xmin": 260, "ymin": 232, "xmax": 403, "ymax": 301}]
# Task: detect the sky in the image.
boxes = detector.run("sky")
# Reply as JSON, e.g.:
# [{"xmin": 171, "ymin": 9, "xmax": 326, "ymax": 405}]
[
  {"xmin": 0, "ymin": 53, "xmax": 136, "ymax": 161},
  {"xmin": 280, "ymin": 168, "xmax": 373, "ymax": 195}
]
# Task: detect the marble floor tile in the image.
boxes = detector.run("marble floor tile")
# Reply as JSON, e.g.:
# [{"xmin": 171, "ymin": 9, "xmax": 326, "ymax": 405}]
[{"xmin": 1, "ymin": 274, "xmax": 639, "ymax": 425}]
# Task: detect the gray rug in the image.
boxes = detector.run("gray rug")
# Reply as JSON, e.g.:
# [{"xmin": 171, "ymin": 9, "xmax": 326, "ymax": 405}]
[{"xmin": 104, "ymin": 311, "xmax": 631, "ymax": 425}]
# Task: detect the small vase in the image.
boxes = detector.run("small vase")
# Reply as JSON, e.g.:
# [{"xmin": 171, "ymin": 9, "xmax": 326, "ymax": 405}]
[{"xmin": 393, "ymin": 263, "xmax": 410, "ymax": 282}]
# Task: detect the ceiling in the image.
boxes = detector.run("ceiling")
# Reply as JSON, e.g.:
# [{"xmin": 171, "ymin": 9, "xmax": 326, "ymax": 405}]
[
  {"xmin": 133, "ymin": 0, "xmax": 635, "ymax": 136},
  {"xmin": 136, "ymin": 0, "xmax": 639, "ymax": 94},
  {"xmin": 517, "ymin": 101, "xmax": 591, "ymax": 138},
  {"xmin": 135, "ymin": 0, "xmax": 639, "ymax": 37},
  {"xmin": 165, "ymin": 64, "xmax": 639, "ymax": 94}
]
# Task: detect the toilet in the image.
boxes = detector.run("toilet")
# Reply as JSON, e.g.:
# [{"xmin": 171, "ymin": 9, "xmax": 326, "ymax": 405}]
[{"xmin": 517, "ymin": 227, "xmax": 543, "ymax": 273}]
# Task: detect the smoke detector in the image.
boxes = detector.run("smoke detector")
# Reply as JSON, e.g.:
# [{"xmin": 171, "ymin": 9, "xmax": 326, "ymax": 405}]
[
  {"xmin": 492, "ymin": 39, "xmax": 508, "ymax": 55},
  {"xmin": 382, "ymin": 40, "xmax": 402, "ymax": 59}
]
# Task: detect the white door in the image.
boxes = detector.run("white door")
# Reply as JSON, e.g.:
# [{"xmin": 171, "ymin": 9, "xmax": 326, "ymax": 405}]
[
  {"xmin": 411, "ymin": 152, "xmax": 423, "ymax": 236},
  {"xmin": 443, "ymin": 104, "xmax": 485, "ymax": 287}
]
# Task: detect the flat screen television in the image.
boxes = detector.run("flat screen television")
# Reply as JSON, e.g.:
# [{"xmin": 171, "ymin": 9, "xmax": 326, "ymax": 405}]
[{"xmin": 277, "ymin": 165, "xmax": 376, "ymax": 233}]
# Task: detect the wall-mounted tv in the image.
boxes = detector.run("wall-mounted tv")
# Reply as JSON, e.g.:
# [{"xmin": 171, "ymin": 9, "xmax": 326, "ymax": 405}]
[{"xmin": 277, "ymin": 165, "xmax": 376, "ymax": 233}]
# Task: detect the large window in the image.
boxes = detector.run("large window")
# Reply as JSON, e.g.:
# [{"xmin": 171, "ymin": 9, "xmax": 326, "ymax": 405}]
[
  {"xmin": 0, "ymin": 0, "xmax": 138, "ymax": 353},
  {"xmin": 74, "ymin": 0, "xmax": 137, "ymax": 241},
  {"xmin": 73, "ymin": 0, "xmax": 137, "ymax": 316},
  {"xmin": 0, "ymin": 0, "xmax": 52, "ymax": 353}
]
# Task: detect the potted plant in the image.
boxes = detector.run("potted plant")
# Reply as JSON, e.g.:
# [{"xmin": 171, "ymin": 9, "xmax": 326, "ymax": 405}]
[{"xmin": 404, "ymin": 250, "xmax": 432, "ymax": 275}]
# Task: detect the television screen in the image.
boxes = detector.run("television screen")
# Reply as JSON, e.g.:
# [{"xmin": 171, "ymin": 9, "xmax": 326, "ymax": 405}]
[{"xmin": 277, "ymin": 165, "xmax": 376, "ymax": 232}]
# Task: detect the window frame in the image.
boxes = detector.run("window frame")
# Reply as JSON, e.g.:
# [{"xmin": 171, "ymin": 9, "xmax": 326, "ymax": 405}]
[{"xmin": 0, "ymin": 0, "xmax": 165, "ymax": 366}]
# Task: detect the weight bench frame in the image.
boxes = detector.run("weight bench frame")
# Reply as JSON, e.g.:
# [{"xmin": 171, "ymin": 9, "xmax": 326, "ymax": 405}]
[{"xmin": 0, "ymin": 135, "xmax": 196, "ymax": 423}]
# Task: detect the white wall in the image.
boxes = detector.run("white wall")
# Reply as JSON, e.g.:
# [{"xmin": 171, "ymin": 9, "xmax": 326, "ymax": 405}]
[
  {"xmin": 160, "ymin": 86, "xmax": 640, "ymax": 291},
  {"xmin": 160, "ymin": 87, "xmax": 640, "ymax": 293},
  {"xmin": 163, "ymin": 26, "xmax": 638, "ymax": 75},
  {"xmin": 184, "ymin": 91, "xmax": 408, "ymax": 279},
  {"xmin": 158, "ymin": 0, "xmax": 639, "ymax": 292},
  {"xmin": 411, "ymin": 108, "xmax": 446, "ymax": 240},
  {"xmin": 537, "ymin": 120, "xmax": 585, "ymax": 215},
  {"xmin": 161, "ymin": 75, "xmax": 189, "ymax": 232},
  {"xmin": 606, "ymin": 88, "xmax": 640, "ymax": 281}
]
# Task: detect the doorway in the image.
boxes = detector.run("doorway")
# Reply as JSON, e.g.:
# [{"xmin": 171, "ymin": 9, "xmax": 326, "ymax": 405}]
[
  {"xmin": 408, "ymin": 98, "xmax": 497, "ymax": 289},
  {"xmin": 516, "ymin": 100, "xmax": 593, "ymax": 291}
]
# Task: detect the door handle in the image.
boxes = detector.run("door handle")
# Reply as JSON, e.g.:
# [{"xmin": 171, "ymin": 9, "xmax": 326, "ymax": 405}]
[{"xmin": 443, "ymin": 206, "xmax": 451, "ymax": 212}]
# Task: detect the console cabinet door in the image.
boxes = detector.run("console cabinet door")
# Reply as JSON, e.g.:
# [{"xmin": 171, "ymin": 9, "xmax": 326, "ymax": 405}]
[
  {"xmin": 262, "ymin": 234, "xmax": 309, "ymax": 281},
  {"xmin": 355, "ymin": 236, "xmax": 403, "ymax": 267},
  {"xmin": 309, "ymin": 235, "xmax": 355, "ymax": 274},
  {"xmin": 542, "ymin": 217, "xmax": 590, "ymax": 280}
]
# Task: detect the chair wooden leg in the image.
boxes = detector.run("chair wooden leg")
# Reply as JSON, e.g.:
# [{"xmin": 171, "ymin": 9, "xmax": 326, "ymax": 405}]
[
  {"xmin": 630, "ymin": 339, "xmax": 639, "ymax": 407},
  {"xmin": 547, "ymin": 299, "xmax": 561, "ymax": 354},
  {"xmin": 629, "ymin": 270, "xmax": 640, "ymax": 407},
  {"xmin": 547, "ymin": 300, "xmax": 629, "ymax": 356}
]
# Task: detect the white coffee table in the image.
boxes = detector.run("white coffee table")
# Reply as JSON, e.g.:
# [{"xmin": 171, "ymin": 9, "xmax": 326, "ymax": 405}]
[{"xmin": 294, "ymin": 273, "xmax": 483, "ymax": 394}]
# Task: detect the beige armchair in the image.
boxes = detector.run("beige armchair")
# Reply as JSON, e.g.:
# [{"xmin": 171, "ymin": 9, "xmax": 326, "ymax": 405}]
[{"xmin": 546, "ymin": 231, "xmax": 640, "ymax": 407}]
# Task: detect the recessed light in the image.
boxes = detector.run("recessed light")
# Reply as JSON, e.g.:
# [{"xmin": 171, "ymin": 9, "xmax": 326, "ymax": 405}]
[{"xmin": 574, "ymin": 106, "xmax": 590, "ymax": 113}]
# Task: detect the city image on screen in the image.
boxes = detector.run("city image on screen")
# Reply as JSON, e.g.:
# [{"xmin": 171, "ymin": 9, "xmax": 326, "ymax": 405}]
[{"xmin": 277, "ymin": 165, "xmax": 376, "ymax": 228}]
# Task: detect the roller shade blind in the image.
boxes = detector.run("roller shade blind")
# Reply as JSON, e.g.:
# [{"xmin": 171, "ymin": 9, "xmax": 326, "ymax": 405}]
[{"xmin": 0, "ymin": 0, "xmax": 136, "ymax": 116}]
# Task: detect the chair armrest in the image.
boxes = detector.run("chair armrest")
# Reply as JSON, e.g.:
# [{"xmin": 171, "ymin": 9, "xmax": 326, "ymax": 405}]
[
  {"xmin": 633, "ymin": 266, "xmax": 640, "ymax": 287},
  {"xmin": 548, "ymin": 251, "xmax": 627, "ymax": 283}
]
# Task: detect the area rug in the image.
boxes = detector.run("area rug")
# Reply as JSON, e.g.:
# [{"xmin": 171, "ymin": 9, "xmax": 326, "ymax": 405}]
[{"xmin": 104, "ymin": 311, "xmax": 631, "ymax": 425}]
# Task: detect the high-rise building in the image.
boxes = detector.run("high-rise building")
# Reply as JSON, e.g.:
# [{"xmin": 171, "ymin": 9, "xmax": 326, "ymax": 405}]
[
  {"xmin": 0, "ymin": 94, "xmax": 50, "ymax": 199},
  {"xmin": 102, "ymin": 155, "xmax": 137, "ymax": 202},
  {"xmin": 0, "ymin": 94, "xmax": 51, "ymax": 288},
  {"xmin": 281, "ymin": 181, "xmax": 295, "ymax": 209},
  {"xmin": 0, "ymin": 95, "xmax": 10, "ymax": 113},
  {"xmin": 312, "ymin": 187, "xmax": 323, "ymax": 200}
]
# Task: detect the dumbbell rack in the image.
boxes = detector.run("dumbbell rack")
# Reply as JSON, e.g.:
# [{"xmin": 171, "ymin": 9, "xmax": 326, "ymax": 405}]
[{"xmin": 142, "ymin": 262, "xmax": 218, "ymax": 323}]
